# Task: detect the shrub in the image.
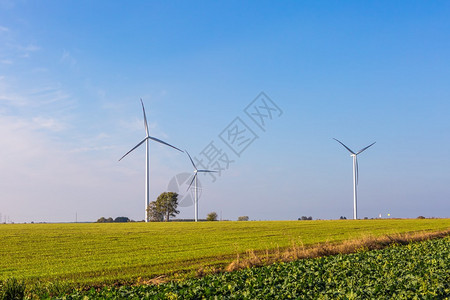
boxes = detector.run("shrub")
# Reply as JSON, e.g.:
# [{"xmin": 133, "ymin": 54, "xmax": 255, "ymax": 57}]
[
  {"xmin": 0, "ymin": 278, "xmax": 25, "ymax": 300},
  {"xmin": 238, "ymin": 216, "xmax": 249, "ymax": 221},
  {"xmin": 97, "ymin": 217, "xmax": 114, "ymax": 223},
  {"xmin": 206, "ymin": 212, "xmax": 218, "ymax": 221},
  {"xmin": 30, "ymin": 280, "xmax": 74, "ymax": 299}
]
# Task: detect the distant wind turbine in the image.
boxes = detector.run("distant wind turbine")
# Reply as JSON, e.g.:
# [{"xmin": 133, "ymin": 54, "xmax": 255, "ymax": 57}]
[
  {"xmin": 185, "ymin": 150, "xmax": 217, "ymax": 222},
  {"xmin": 119, "ymin": 99, "xmax": 183, "ymax": 222},
  {"xmin": 333, "ymin": 138, "xmax": 376, "ymax": 220}
]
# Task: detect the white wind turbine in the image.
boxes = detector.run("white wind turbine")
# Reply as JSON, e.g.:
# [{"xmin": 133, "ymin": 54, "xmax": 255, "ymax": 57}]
[
  {"xmin": 333, "ymin": 138, "xmax": 376, "ymax": 220},
  {"xmin": 119, "ymin": 99, "xmax": 183, "ymax": 222},
  {"xmin": 185, "ymin": 150, "xmax": 217, "ymax": 222}
]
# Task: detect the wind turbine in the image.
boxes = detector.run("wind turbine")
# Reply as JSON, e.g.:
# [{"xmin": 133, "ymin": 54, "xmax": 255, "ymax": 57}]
[
  {"xmin": 185, "ymin": 150, "xmax": 217, "ymax": 222},
  {"xmin": 333, "ymin": 138, "xmax": 376, "ymax": 220},
  {"xmin": 119, "ymin": 99, "xmax": 183, "ymax": 222}
]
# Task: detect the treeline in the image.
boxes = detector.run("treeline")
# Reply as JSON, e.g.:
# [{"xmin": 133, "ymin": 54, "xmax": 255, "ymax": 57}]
[{"xmin": 96, "ymin": 217, "xmax": 134, "ymax": 223}]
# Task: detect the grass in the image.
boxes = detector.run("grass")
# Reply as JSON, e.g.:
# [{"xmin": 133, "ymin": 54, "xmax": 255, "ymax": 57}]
[{"xmin": 0, "ymin": 219, "xmax": 449, "ymax": 286}]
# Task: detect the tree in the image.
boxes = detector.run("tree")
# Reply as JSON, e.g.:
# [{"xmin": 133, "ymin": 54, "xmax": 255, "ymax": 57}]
[
  {"xmin": 238, "ymin": 216, "xmax": 249, "ymax": 221},
  {"xmin": 114, "ymin": 216, "xmax": 130, "ymax": 223},
  {"xmin": 147, "ymin": 192, "xmax": 179, "ymax": 222},
  {"xmin": 147, "ymin": 201, "xmax": 164, "ymax": 222},
  {"xmin": 206, "ymin": 212, "xmax": 218, "ymax": 221},
  {"xmin": 97, "ymin": 217, "xmax": 114, "ymax": 223}
]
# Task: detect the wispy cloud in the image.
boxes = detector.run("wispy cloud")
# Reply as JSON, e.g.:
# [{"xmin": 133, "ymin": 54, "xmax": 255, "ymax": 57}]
[
  {"xmin": 0, "ymin": 77, "xmax": 71, "ymax": 108},
  {"xmin": 18, "ymin": 44, "xmax": 40, "ymax": 52},
  {"xmin": 0, "ymin": 114, "xmax": 133, "ymax": 223},
  {"xmin": 120, "ymin": 118, "xmax": 158, "ymax": 133},
  {"xmin": 70, "ymin": 145, "xmax": 116, "ymax": 153},
  {"xmin": 32, "ymin": 116, "xmax": 66, "ymax": 132},
  {"xmin": 29, "ymin": 85, "xmax": 71, "ymax": 106},
  {"xmin": 0, "ymin": 27, "xmax": 41, "ymax": 64},
  {"xmin": 61, "ymin": 49, "xmax": 77, "ymax": 67},
  {"xmin": 0, "ymin": 92, "xmax": 26, "ymax": 105},
  {"xmin": 69, "ymin": 133, "xmax": 115, "ymax": 153},
  {"xmin": 0, "ymin": 76, "xmax": 27, "ymax": 106},
  {"xmin": 31, "ymin": 67, "xmax": 48, "ymax": 73},
  {"xmin": 13, "ymin": 44, "xmax": 41, "ymax": 58}
]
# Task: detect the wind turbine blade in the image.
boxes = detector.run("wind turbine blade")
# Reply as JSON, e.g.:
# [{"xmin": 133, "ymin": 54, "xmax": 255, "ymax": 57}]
[
  {"xmin": 333, "ymin": 138, "xmax": 355, "ymax": 155},
  {"xmin": 356, "ymin": 156, "xmax": 359, "ymax": 185},
  {"xmin": 148, "ymin": 136, "xmax": 184, "ymax": 152},
  {"xmin": 185, "ymin": 150, "xmax": 197, "ymax": 170},
  {"xmin": 187, "ymin": 173, "xmax": 197, "ymax": 191},
  {"xmin": 356, "ymin": 142, "xmax": 376, "ymax": 155},
  {"xmin": 119, "ymin": 138, "xmax": 148, "ymax": 161},
  {"xmin": 197, "ymin": 170, "xmax": 218, "ymax": 173},
  {"xmin": 140, "ymin": 99, "xmax": 149, "ymax": 136}
]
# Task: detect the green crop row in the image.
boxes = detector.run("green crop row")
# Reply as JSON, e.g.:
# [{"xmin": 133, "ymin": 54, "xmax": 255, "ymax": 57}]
[{"xmin": 61, "ymin": 236, "xmax": 450, "ymax": 299}]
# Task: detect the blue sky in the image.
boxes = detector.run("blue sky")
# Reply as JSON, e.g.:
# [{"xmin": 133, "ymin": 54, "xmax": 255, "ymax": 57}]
[{"xmin": 1, "ymin": 1, "xmax": 449, "ymax": 222}]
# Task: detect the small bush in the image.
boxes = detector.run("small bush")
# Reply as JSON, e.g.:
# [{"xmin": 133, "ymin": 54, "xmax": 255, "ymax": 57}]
[
  {"xmin": 206, "ymin": 212, "xmax": 218, "ymax": 221},
  {"xmin": 114, "ymin": 216, "xmax": 130, "ymax": 223},
  {"xmin": 0, "ymin": 278, "xmax": 25, "ymax": 300},
  {"xmin": 29, "ymin": 281, "xmax": 75, "ymax": 299}
]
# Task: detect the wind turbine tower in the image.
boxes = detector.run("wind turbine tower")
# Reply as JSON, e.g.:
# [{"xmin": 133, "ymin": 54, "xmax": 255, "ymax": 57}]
[
  {"xmin": 333, "ymin": 138, "xmax": 376, "ymax": 220},
  {"xmin": 119, "ymin": 99, "xmax": 183, "ymax": 222}
]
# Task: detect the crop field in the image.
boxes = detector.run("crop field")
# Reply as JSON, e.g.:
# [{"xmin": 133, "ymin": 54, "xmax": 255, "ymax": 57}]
[
  {"xmin": 1, "ymin": 219, "xmax": 449, "ymax": 288},
  {"xmin": 66, "ymin": 235, "xmax": 450, "ymax": 299}
]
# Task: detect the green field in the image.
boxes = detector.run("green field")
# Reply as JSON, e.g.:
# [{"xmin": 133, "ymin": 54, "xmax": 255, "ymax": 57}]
[
  {"xmin": 66, "ymin": 236, "xmax": 450, "ymax": 299},
  {"xmin": 1, "ymin": 219, "xmax": 449, "ymax": 286}
]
